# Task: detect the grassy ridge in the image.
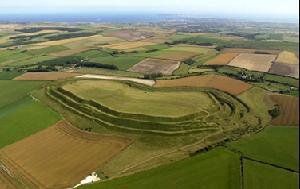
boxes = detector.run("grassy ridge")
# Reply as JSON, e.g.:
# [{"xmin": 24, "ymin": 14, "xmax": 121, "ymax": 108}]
[{"xmin": 80, "ymin": 149, "xmax": 240, "ymax": 189}]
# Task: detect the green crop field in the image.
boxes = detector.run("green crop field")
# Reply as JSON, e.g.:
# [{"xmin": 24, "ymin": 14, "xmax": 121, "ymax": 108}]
[
  {"xmin": 229, "ymin": 126, "xmax": 299, "ymax": 171},
  {"xmin": 244, "ymin": 160, "xmax": 299, "ymax": 189},
  {"xmin": 79, "ymin": 149, "xmax": 240, "ymax": 189},
  {"xmin": 0, "ymin": 80, "xmax": 46, "ymax": 109},
  {"xmin": 0, "ymin": 71, "xmax": 22, "ymax": 80},
  {"xmin": 0, "ymin": 97, "xmax": 61, "ymax": 148}
]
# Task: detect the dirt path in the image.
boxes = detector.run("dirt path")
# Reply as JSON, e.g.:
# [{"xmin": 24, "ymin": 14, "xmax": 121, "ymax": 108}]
[{"xmin": 76, "ymin": 74, "xmax": 155, "ymax": 86}]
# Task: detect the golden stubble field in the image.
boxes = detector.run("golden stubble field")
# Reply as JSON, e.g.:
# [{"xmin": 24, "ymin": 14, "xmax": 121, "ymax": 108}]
[
  {"xmin": 228, "ymin": 53, "xmax": 277, "ymax": 72},
  {"xmin": 0, "ymin": 121, "xmax": 131, "ymax": 189}
]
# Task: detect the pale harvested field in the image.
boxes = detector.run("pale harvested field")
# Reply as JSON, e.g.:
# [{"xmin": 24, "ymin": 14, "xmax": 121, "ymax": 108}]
[
  {"xmin": 103, "ymin": 30, "xmax": 153, "ymax": 41},
  {"xmin": 229, "ymin": 53, "xmax": 276, "ymax": 72},
  {"xmin": 50, "ymin": 48, "xmax": 92, "ymax": 56},
  {"xmin": 205, "ymin": 53, "xmax": 238, "ymax": 65},
  {"xmin": 14, "ymin": 72, "xmax": 81, "ymax": 81},
  {"xmin": 0, "ymin": 121, "xmax": 131, "ymax": 189},
  {"xmin": 275, "ymin": 51, "xmax": 299, "ymax": 64},
  {"xmin": 269, "ymin": 62, "xmax": 299, "ymax": 79},
  {"xmin": 64, "ymin": 35, "xmax": 122, "ymax": 49},
  {"xmin": 155, "ymin": 75, "xmax": 252, "ymax": 95},
  {"xmin": 128, "ymin": 58, "xmax": 180, "ymax": 75},
  {"xmin": 154, "ymin": 51, "xmax": 199, "ymax": 61},
  {"xmin": 32, "ymin": 36, "xmax": 97, "ymax": 46},
  {"xmin": 222, "ymin": 48, "xmax": 281, "ymax": 55},
  {"xmin": 270, "ymin": 95, "xmax": 299, "ymax": 126},
  {"xmin": 103, "ymin": 41, "xmax": 156, "ymax": 50}
]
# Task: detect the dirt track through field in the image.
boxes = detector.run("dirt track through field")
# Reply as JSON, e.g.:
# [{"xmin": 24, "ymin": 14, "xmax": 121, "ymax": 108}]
[{"xmin": 0, "ymin": 121, "xmax": 131, "ymax": 189}]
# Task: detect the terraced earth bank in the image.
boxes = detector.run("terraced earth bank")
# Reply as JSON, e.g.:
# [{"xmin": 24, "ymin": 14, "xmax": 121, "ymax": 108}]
[{"xmin": 46, "ymin": 79, "xmax": 263, "ymax": 136}]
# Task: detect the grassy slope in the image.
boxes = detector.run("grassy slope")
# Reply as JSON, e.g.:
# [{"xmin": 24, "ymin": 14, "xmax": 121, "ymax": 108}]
[
  {"xmin": 63, "ymin": 80, "xmax": 213, "ymax": 117},
  {"xmin": 244, "ymin": 160, "xmax": 299, "ymax": 189},
  {"xmin": 80, "ymin": 148, "xmax": 240, "ymax": 189},
  {"xmin": 229, "ymin": 126, "xmax": 299, "ymax": 170}
]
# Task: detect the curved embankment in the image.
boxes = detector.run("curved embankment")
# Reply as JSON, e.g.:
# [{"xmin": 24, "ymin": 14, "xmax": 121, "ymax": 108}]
[{"xmin": 46, "ymin": 79, "xmax": 262, "ymax": 136}]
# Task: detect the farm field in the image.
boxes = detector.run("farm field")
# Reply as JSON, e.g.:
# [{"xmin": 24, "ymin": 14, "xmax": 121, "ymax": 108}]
[
  {"xmin": 275, "ymin": 51, "xmax": 299, "ymax": 64},
  {"xmin": 0, "ymin": 121, "xmax": 131, "ymax": 188},
  {"xmin": 14, "ymin": 72, "xmax": 81, "ymax": 81},
  {"xmin": 0, "ymin": 72, "xmax": 22, "ymax": 80},
  {"xmin": 103, "ymin": 41, "xmax": 156, "ymax": 50},
  {"xmin": 269, "ymin": 62, "xmax": 299, "ymax": 78},
  {"xmin": 205, "ymin": 53, "xmax": 238, "ymax": 65},
  {"xmin": 128, "ymin": 58, "xmax": 180, "ymax": 75},
  {"xmin": 0, "ymin": 80, "xmax": 60, "ymax": 148},
  {"xmin": 228, "ymin": 53, "xmax": 276, "ymax": 72},
  {"xmin": 244, "ymin": 160, "xmax": 299, "ymax": 189},
  {"xmin": 0, "ymin": 97, "xmax": 61, "ymax": 148},
  {"xmin": 79, "ymin": 149, "xmax": 241, "ymax": 189},
  {"xmin": 155, "ymin": 75, "xmax": 252, "ymax": 95},
  {"xmin": 229, "ymin": 126, "xmax": 299, "ymax": 171},
  {"xmin": 269, "ymin": 95, "xmax": 299, "ymax": 126}
]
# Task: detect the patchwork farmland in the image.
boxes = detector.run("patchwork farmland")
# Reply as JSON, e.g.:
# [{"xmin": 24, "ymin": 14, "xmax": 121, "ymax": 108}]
[{"xmin": 0, "ymin": 20, "xmax": 299, "ymax": 189}]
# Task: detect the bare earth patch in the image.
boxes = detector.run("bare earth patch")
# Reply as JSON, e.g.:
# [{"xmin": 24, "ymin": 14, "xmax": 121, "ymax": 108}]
[
  {"xmin": 0, "ymin": 121, "xmax": 131, "ymax": 189},
  {"xmin": 229, "ymin": 53, "xmax": 276, "ymax": 72},
  {"xmin": 128, "ymin": 58, "xmax": 180, "ymax": 75},
  {"xmin": 14, "ymin": 72, "xmax": 81, "ymax": 81},
  {"xmin": 155, "ymin": 75, "xmax": 252, "ymax": 95},
  {"xmin": 268, "ymin": 62, "xmax": 299, "ymax": 79}
]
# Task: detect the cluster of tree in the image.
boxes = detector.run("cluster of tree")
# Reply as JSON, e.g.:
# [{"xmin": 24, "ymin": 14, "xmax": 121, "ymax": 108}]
[
  {"xmin": 143, "ymin": 72, "xmax": 163, "ymax": 80},
  {"xmin": 27, "ymin": 65, "xmax": 58, "ymax": 72},
  {"xmin": 145, "ymin": 49, "xmax": 159, "ymax": 53},
  {"xmin": 268, "ymin": 105, "xmax": 281, "ymax": 118},
  {"xmin": 238, "ymin": 70, "xmax": 265, "ymax": 82},
  {"xmin": 45, "ymin": 32, "xmax": 97, "ymax": 41},
  {"xmin": 165, "ymin": 41, "xmax": 214, "ymax": 46},
  {"xmin": 15, "ymin": 27, "xmax": 82, "ymax": 33},
  {"xmin": 76, "ymin": 63, "xmax": 118, "ymax": 70},
  {"xmin": 183, "ymin": 58, "xmax": 195, "ymax": 65}
]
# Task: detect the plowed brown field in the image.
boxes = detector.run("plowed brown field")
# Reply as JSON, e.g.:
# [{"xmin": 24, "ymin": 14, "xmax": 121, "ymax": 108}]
[
  {"xmin": 155, "ymin": 75, "xmax": 252, "ymax": 95},
  {"xmin": 205, "ymin": 53, "xmax": 238, "ymax": 65},
  {"xmin": 128, "ymin": 58, "xmax": 180, "ymax": 75},
  {"xmin": 270, "ymin": 95, "xmax": 299, "ymax": 126},
  {"xmin": 14, "ymin": 72, "xmax": 81, "ymax": 81},
  {"xmin": 0, "ymin": 121, "xmax": 131, "ymax": 189}
]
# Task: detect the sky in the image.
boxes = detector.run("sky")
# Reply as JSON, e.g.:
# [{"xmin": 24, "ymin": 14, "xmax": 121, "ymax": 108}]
[{"xmin": 0, "ymin": 0, "xmax": 299, "ymax": 19}]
